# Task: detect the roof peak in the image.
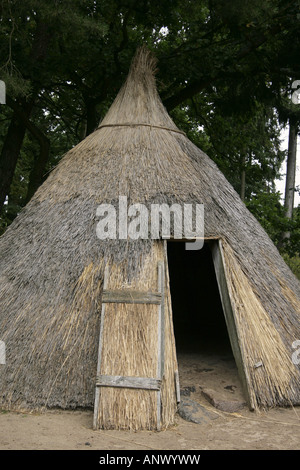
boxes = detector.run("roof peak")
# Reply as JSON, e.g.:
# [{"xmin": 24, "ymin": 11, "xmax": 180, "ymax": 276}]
[
  {"xmin": 129, "ymin": 46, "xmax": 158, "ymax": 78},
  {"xmin": 98, "ymin": 46, "xmax": 179, "ymax": 132}
]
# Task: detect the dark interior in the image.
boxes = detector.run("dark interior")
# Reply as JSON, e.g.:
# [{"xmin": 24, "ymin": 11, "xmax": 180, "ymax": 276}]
[{"xmin": 167, "ymin": 241, "xmax": 232, "ymax": 354}]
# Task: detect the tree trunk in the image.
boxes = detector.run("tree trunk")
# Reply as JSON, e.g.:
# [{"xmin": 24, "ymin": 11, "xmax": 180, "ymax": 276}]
[
  {"xmin": 0, "ymin": 19, "xmax": 52, "ymax": 214},
  {"xmin": 25, "ymin": 133, "xmax": 50, "ymax": 203},
  {"xmin": 5, "ymin": 96, "xmax": 50, "ymax": 204},
  {"xmin": 284, "ymin": 121, "xmax": 297, "ymax": 219},
  {"xmin": 282, "ymin": 121, "xmax": 298, "ymax": 240},
  {"xmin": 0, "ymin": 101, "xmax": 34, "ymax": 213},
  {"xmin": 86, "ymin": 98, "xmax": 98, "ymax": 136}
]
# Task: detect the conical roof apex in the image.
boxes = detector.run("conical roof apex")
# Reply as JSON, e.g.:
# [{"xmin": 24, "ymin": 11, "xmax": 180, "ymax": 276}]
[{"xmin": 99, "ymin": 46, "xmax": 180, "ymax": 132}]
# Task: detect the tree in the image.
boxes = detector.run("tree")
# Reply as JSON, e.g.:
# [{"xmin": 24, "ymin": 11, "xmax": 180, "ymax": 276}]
[
  {"xmin": 275, "ymin": 77, "xmax": 300, "ymax": 250},
  {"xmin": 0, "ymin": 0, "xmax": 109, "ymax": 218},
  {"xmin": 1, "ymin": 0, "xmax": 300, "ymax": 251},
  {"xmin": 282, "ymin": 120, "xmax": 298, "ymax": 237}
]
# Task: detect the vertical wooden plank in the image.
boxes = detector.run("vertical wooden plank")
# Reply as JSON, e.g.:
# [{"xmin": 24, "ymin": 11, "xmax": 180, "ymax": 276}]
[
  {"xmin": 174, "ymin": 370, "xmax": 181, "ymax": 404},
  {"xmin": 163, "ymin": 240, "xmax": 181, "ymax": 409},
  {"xmin": 159, "ymin": 262, "xmax": 165, "ymax": 378},
  {"xmin": 156, "ymin": 262, "xmax": 162, "ymax": 431},
  {"xmin": 156, "ymin": 261, "xmax": 165, "ymax": 431},
  {"xmin": 93, "ymin": 264, "xmax": 110, "ymax": 430}
]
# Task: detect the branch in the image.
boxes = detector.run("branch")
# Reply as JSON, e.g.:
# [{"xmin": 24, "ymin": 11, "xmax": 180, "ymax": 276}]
[
  {"xmin": 163, "ymin": 25, "xmax": 282, "ymax": 111},
  {"xmin": 6, "ymin": 95, "xmax": 49, "ymax": 148}
]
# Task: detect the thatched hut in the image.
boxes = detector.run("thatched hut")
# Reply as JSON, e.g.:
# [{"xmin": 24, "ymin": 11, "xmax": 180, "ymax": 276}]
[{"xmin": 0, "ymin": 47, "xmax": 299, "ymax": 431}]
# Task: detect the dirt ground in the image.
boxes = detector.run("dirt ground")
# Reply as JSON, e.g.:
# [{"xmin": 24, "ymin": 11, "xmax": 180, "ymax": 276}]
[{"xmin": 0, "ymin": 350, "xmax": 299, "ymax": 451}]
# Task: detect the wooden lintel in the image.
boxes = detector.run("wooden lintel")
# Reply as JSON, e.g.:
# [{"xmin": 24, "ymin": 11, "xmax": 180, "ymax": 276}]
[
  {"xmin": 102, "ymin": 289, "xmax": 162, "ymax": 304},
  {"xmin": 96, "ymin": 375, "xmax": 161, "ymax": 391}
]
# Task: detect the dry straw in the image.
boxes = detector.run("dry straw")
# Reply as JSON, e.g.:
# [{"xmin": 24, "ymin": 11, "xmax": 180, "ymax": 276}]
[{"xmin": 0, "ymin": 47, "xmax": 299, "ymax": 429}]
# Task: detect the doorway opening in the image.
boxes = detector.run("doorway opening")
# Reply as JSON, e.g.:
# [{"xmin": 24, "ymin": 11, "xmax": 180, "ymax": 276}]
[{"xmin": 167, "ymin": 240, "xmax": 245, "ymax": 405}]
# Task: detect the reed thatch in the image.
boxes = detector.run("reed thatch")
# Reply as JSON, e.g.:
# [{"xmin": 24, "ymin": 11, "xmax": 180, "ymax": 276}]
[{"xmin": 0, "ymin": 47, "xmax": 299, "ymax": 430}]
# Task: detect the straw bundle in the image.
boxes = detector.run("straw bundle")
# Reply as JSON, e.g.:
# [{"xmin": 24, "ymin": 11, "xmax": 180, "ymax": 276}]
[
  {"xmin": 0, "ymin": 47, "xmax": 299, "ymax": 427},
  {"xmin": 222, "ymin": 240, "xmax": 300, "ymax": 409}
]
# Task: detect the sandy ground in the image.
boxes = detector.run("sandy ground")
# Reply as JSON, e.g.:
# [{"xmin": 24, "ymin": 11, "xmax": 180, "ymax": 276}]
[{"xmin": 0, "ymin": 351, "xmax": 299, "ymax": 451}]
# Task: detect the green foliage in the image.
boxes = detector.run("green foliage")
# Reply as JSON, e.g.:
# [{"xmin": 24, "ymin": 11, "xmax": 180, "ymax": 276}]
[
  {"xmin": 282, "ymin": 254, "xmax": 300, "ymax": 280},
  {"xmin": 280, "ymin": 205, "xmax": 300, "ymax": 257},
  {"xmin": 246, "ymin": 191, "xmax": 287, "ymax": 245},
  {"xmin": 246, "ymin": 194, "xmax": 300, "ymax": 278}
]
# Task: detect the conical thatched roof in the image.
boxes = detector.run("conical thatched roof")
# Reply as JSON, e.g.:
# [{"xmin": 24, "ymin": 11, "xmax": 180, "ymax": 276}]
[{"xmin": 0, "ymin": 47, "xmax": 299, "ymax": 422}]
